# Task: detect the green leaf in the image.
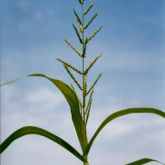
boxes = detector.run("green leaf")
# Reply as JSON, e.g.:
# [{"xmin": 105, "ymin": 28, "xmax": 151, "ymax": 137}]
[
  {"xmin": 84, "ymin": 3, "xmax": 94, "ymax": 15},
  {"xmin": 126, "ymin": 158, "xmax": 164, "ymax": 165},
  {"xmin": 71, "ymin": 84, "xmax": 83, "ymax": 109},
  {"xmin": 0, "ymin": 78, "xmax": 20, "ymax": 87},
  {"xmin": 0, "ymin": 126, "xmax": 86, "ymax": 162},
  {"xmin": 85, "ymin": 89, "xmax": 94, "ymax": 125},
  {"xmin": 83, "ymin": 108, "xmax": 165, "ymax": 156},
  {"xmin": 29, "ymin": 74, "xmax": 88, "ymax": 152}
]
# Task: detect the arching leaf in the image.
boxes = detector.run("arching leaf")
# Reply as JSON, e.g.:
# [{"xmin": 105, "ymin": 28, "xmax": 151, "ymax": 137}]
[
  {"xmin": 0, "ymin": 78, "xmax": 20, "ymax": 87},
  {"xmin": 0, "ymin": 126, "xmax": 86, "ymax": 162},
  {"xmin": 29, "ymin": 74, "xmax": 88, "ymax": 151},
  {"xmin": 83, "ymin": 108, "xmax": 165, "ymax": 156},
  {"xmin": 126, "ymin": 158, "xmax": 164, "ymax": 165}
]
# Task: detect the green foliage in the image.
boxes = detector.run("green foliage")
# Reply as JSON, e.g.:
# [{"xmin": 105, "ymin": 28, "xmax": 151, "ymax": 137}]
[
  {"xmin": 0, "ymin": 0, "xmax": 165, "ymax": 165},
  {"xmin": 126, "ymin": 158, "xmax": 164, "ymax": 165},
  {"xmin": 85, "ymin": 89, "xmax": 94, "ymax": 125},
  {"xmin": 29, "ymin": 74, "xmax": 88, "ymax": 152},
  {"xmin": 83, "ymin": 108, "xmax": 165, "ymax": 157},
  {"xmin": 0, "ymin": 78, "xmax": 20, "ymax": 87},
  {"xmin": 0, "ymin": 126, "xmax": 86, "ymax": 162}
]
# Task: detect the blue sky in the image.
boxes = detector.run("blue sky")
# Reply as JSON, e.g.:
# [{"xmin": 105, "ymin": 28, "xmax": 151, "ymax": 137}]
[{"xmin": 1, "ymin": 0, "xmax": 165, "ymax": 165}]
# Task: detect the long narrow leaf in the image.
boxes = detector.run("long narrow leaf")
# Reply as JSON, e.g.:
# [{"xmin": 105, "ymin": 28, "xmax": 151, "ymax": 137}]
[
  {"xmin": 0, "ymin": 126, "xmax": 86, "ymax": 162},
  {"xmin": 29, "ymin": 74, "xmax": 88, "ymax": 151},
  {"xmin": 126, "ymin": 158, "xmax": 164, "ymax": 165},
  {"xmin": 85, "ymin": 89, "xmax": 94, "ymax": 125},
  {"xmin": 83, "ymin": 108, "xmax": 165, "ymax": 156},
  {"xmin": 71, "ymin": 84, "xmax": 83, "ymax": 109},
  {"xmin": 0, "ymin": 78, "xmax": 20, "ymax": 87}
]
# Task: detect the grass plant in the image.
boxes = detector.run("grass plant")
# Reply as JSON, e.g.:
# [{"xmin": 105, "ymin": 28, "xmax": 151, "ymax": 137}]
[{"xmin": 0, "ymin": 0, "xmax": 165, "ymax": 164}]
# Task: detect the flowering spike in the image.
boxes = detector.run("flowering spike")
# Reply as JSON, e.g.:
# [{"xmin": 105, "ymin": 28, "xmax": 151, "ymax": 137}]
[
  {"xmin": 84, "ymin": 55, "xmax": 101, "ymax": 75},
  {"xmin": 72, "ymin": 23, "xmax": 83, "ymax": 44},
  {"xmin": 84, "ymin": 3, "xmax": 94, "ymax": 15},
  {"xmin": 64, "ymin": 39, "xmax": 82, "ymax": 57},
  {"xmin": 64, "ymin": 65, "xmax": 82, "ymax": 90},
  {"xmin": 57, "ymin": 58, "xmax": 82, "ymax": 75},
  {"xmin": 84, "ymin": 13, "xmax": 98, "ymax": 29},
  {"xmin": 87, "ymin": 73, "xmax": 102, "ymax": 95},
  {"xmin": 86, "ymin": 26, "xmax": 103, "ymax": 44},
  {"xmin": 73, "ymin": 9, "xmax": 83, "ymax": 26}
]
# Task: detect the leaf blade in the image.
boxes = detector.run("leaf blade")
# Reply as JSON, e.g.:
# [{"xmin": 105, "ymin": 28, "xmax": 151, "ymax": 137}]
[
  {"xmin": 0, "ymin": 126, "xmax": 86, "ymax": 162},
  {"xmin": 0, "ymin": 78, "xmax": 20, "ymax": 87},
  {"xmin": 126, "ymin": 158, "xmax": 164, "ymax": 165},
  {"xmin": 83, "ymin": 108, "xmax": 165, "ymax": 156},
  {"xmin": 85, "ymin": 89, "xmax": 94, "ymax": 125},
  {"xmin": 29, "ymin": 74, "xmax": 88, "ymax": 151}
]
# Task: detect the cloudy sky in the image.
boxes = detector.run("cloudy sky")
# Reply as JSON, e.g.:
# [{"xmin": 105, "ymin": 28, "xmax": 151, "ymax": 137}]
[{"xmin": 1, "ymin": 0, "xmax": 165, "ymax": 165}]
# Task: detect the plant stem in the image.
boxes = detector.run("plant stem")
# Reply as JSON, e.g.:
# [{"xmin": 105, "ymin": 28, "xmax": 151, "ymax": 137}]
[
  {"xmin": 81, "ymin": 3, "xmax": 86, "ymax": 121},
  {"xmin": 83, "ymin": 155, "xmax": 89, "ymax": 165},
  {"xmin": 83, "ymin": 162, "xmax": 89, "ymax": 165},
  {"xmin": 81, "ymin": 4, "xmax": 89, "ymax": 165}
]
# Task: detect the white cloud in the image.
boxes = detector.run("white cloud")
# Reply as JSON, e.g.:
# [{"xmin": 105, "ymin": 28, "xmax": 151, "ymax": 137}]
[{"xmin": 25, "ymin": 88, "xmax": 64, "ymax": 110}]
